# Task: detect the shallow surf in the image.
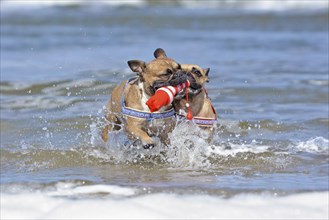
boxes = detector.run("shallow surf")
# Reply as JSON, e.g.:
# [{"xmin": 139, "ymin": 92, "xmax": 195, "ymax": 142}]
[{"xmin": 1, "ymin": 0, "xmax": 328, "ymax": 218}]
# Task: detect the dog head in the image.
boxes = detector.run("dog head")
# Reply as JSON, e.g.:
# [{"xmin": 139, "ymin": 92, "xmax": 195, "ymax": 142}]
[
  {"xmin": 181, "ymin": 64, "xmax": 210, "ymax": 90},
  {"xmin": 128, "ymin": 48, "xmax": 186, "ymax": 96}
]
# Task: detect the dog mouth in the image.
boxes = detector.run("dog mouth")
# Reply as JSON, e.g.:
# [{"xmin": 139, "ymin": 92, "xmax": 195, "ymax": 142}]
[
  {"xmin": 152, "ymin": 69, "xmax": 188, "ymax": 91},
  {"xmin": 148, "ymin": 70, "xmax": 203, "ymax": 98}
]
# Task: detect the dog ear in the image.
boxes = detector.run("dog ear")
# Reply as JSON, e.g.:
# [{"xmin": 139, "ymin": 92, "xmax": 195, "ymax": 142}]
[
  {"xmin": 127, "ymin": 60, "xmax": 146, "ymax": 74},
  {"xmin": 204, "ymin": 68, "xmax": 210, "ymax": 76},
  {"xmin": 154, "ymin": 48, "xmax": 167, "ymax": 58}
]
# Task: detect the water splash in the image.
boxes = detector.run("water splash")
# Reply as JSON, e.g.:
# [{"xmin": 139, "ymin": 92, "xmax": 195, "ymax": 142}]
[
  {"xmin": 2, "ymin": 108, "xmax": 327, "ymax": 173},
  {"xmin": 293, "ymin": 137, "xmax": 329, "ymax": 153},
  {"xmin": 86, "ymin": 118, "xmax": 291, "ymax": 170}
]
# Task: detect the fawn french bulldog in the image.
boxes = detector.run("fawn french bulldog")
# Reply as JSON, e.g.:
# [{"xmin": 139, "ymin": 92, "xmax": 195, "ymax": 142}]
[
  {"xmin": 173, "ymin": 64, "xmax": 217, "ymax": 130},
  {"xmin": 101, "ymin": 48, "xmax": 185, "ymax": 149}
]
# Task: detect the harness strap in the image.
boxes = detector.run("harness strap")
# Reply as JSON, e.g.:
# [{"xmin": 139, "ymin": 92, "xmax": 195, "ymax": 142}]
[
  {"xmin": 121, "ymin": 77, "xmax": 175, "ymax": 120},
  {"xmin": 192, "ymin": 117, "xmax": 217, "ymax": 126},
  {"xmin": 176, "ymin": 114, "xmax": 217, "ymax": 127}
]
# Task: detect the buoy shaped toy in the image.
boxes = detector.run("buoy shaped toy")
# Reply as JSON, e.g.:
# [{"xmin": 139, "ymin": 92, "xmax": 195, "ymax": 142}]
[{"xmin": 146, "ymin": 80, "xmax": 190, "ymax": 112}]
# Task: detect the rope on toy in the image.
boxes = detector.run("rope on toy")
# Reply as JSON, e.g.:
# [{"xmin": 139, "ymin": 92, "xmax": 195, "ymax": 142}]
[{"xmin": 185, "ymin": 82, "xmax": 193, "ymax": 120}]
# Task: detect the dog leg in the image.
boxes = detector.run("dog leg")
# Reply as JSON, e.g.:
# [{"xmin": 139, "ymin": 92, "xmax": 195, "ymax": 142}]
[
  {"xmin": 126, "ymin": 119, "xmax": 155, "ymax": 149},
  {"xmin": 101, "ymin": 113, "xmax": 121, "ymax": 142},
  {"xmin": 101, "ymin": 125, "xmax": 110, "ymax": 142}
]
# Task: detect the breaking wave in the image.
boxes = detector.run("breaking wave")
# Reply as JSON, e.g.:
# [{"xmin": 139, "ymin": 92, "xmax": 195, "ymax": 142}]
[{"xmin": 2, "ymin": 0, "xmax": 328, "ymax": 11}]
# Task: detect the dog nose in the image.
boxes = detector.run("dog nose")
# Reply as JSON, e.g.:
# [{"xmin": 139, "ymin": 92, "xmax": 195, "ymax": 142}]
[
  {"xmin": 170, "ymin": 70, "xmax": 188, "ymax": 86},
  {"xmin": 175, "ymin": 69, "xmax": 186, "ymax": 77}
]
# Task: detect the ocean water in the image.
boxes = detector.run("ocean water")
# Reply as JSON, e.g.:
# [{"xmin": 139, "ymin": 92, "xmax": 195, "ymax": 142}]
[{"xmin": 1, "ymin": 0, "xmax": 328, "ymax": 219}]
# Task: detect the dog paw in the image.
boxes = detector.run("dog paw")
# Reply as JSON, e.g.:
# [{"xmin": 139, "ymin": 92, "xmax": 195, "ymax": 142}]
[
  {"xmin": 101, "ymin": 129, "xmax": 108, "ymax": 142},
  {"xmin": 143, "ymin": 143, "xmax": 155, "ymax": 149}
]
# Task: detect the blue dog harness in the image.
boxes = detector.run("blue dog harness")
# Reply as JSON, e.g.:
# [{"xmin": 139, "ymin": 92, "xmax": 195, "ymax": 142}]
[
  {"xmin": 121, "ymin": 77, "xmax": 175, "ymax": 120},
  {"xmin": 191, "ymin": 117, "xmax": 217, "ymax": 126},
  {"xmin": 120, "ymin": 77, "xmax": 217, "ymax": 126},
  {"xmin": 176, "ymin": 114, "xmax": 217, "ymax": 127}
]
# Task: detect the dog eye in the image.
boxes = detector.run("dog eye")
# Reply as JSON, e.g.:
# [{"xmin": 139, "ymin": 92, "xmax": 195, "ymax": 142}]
[
  {"xmin": 192, "ymin": 67, "xmax": 202, "ymax": 77},
  {"xmin": 194, "ymin": 70, "xmax": 202, "ymax": 77},
  {"xmin": 166, "ymin": 69, "xmax": 173, "ymax": 75}
]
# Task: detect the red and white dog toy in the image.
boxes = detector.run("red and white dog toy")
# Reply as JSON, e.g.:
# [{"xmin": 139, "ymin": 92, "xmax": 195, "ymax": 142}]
[{"xmin": 146, "ymin": 80, "xmax": 193, "ymax": 120}]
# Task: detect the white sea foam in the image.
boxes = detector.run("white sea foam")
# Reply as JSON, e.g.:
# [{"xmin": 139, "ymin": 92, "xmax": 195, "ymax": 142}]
[
  {"xmin": 293, "ymin": 137, "xmax": 329, "ymax": 154},
  {"xmin": 224, "ymin": 0, "xmax": 328, "ymax": 11},
  {"xmin": 1, "ymin": 189, "xmax": 328, "ymax": 219},
  {"xmin": 48, "ymin": 184, "xmax": 136, "ymax": 197}
]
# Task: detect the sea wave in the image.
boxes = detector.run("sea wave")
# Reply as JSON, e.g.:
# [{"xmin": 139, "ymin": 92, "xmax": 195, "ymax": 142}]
[
  {"xmin": 1, "ymin": 0, "xmax": 146, "ymax": 9},
  {"xmin": 0, "ymin": 78, "xmax": 115, "ymax": 110},
  {"xmin": 2, "ymin": 0, "xmax": 328, "ymax": 11},
  {"xmin": 293, "ymin": 137, "xmax": 329, "ymax": 153},
  {"xmin": 1, "ymin": 189, "xmax": 328, "ymax": 219}
]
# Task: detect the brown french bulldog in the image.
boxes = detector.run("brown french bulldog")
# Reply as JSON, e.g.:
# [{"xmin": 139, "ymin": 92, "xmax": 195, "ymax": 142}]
[
  {"xmin": 173, "ymin": 64, "xmax": 217, "ymax": 130},
  {"xmin": 101, "ymin": 48, "xmax": 184, "ymax": 149}
]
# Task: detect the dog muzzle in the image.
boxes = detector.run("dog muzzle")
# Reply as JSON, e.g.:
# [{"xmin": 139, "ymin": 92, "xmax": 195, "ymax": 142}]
[{"xmin": 152, "ymin": 70, "xmax": 188, "ymax": 91}]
